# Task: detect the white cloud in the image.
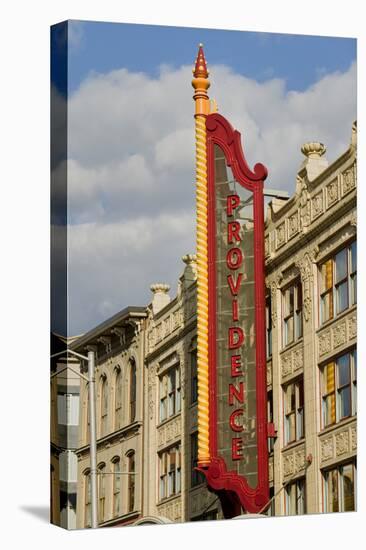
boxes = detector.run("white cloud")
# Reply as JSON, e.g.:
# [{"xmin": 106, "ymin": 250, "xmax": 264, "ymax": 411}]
[{"xmin": 60, "ymin": 61, "xmax": 356, "ymax": 334}]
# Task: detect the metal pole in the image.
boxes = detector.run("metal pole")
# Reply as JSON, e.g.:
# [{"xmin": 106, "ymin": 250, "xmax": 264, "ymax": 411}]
[{"xmin": 88, "ymin": 351, "xmax": 98, "ymax": 528}]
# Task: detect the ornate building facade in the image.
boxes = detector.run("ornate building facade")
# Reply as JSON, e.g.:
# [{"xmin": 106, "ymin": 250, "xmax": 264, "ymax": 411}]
[{"xmin": 50, "ymin": 121, "xmax": 357, "ymax": 528}]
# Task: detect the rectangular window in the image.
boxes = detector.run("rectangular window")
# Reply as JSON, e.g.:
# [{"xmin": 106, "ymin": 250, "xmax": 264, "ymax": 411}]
[
  {"xmin": 282, "ymin": 280, "xmax": 303, "ymax": 347},
  {"xmin": 113, "ymin": 460, "xmax": 121, "ymax": 517},
  {"xmin": 159, "ymin": 445, "xmax": 181, "ymax": 501},
  {"xmin": 191, "ymin": 349, "xmax": 198, "ymax": 404},
  {"xmin": 284, "ymin": 379, "xmax": 304, "ymax": 445},
  {"xmin": 319, "ymin": 242, "xmax": 357, "ymax": 325},
  {"xmin": 321, "ymin": 350, "xmax": 357, "ymax": 427},
  {"xmin": 159, "ymin": 364, "xmax": 181, "ymax": 422},
  {"xmin": 285, "ymin": 478, "xmax": 306, "ymax": 515},
  {"xmin": 324, "ymin": 462, "xmax": 356, "ymax": 512}
]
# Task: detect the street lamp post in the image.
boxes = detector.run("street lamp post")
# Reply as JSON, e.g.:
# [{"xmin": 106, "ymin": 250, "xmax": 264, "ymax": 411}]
[{"xmin": 87, "ymin": 350, "xmax": 98, "ymax": 528}]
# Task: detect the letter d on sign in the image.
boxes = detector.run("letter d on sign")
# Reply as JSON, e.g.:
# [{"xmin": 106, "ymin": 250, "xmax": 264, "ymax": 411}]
[{"xmin": 228, "ymin": 327, "xmax": 245, "ymax": 349}]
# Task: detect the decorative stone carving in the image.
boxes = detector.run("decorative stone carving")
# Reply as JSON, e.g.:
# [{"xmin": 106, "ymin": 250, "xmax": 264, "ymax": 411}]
[
  {"xmin": 293, "ymin": 348, "xmax": 303, "ymax": 372},
  {"xmin": 288, "ymin": 212, "xmax": 299, "ymax": 239},
  {"xmin": 350, "ymin": 425, "xmax": 357, "ymax": 451},
  {"xmin": 342, "ymin": 164, "xmax": 356, "ymax": 195},
  {"xmin": 319, "ymin": 331, "xmax": 331, "ymax": 357},
  {"xmin": 335, "ymin": 431, "xmax": 349, "ymax": 456},
  {"xmin": 283, "ymin": 454, "xmax": 294, "ymax": 477},
  {"xmin": 270, "ymin": 280, "xmax": 278, "ymax": 328},
  {"xmin": 282, "ymin": 354, "xmax": 292, "ymax": 377},
  {"xmin": 312, "ymin": 191, "xmax": 323, "ymax": 219},
  {"xmin": 267, "ymin": 361, "xmax": 272, "ymax": 387},
  {"xmin": 321, "ymin": 438, "xmax": 334, "ymax": 462},
  {"xmin": 294, "ymin": 449, "xmax": 306, "ymax": 472},
  {"xmin": 265, "ymin": 235, "xmax": 270, "ymax": 257},
  {"xmin": 299, "ymin": 179, "xmax": 311, "ymax": 231},
  {"xmin": 326, "ymin": 179, "xmax": 338, "ymax": 208},
  {"xmin": 348, "ymin": 315, "xmax": 357, "ymax": 340},
  {"xmin": 333, "ymin": 321, "xmax": 347, "ymax": 348},
  {"xmin": 276, "ymin": 222, "xmax": 286, "ymax": 249},
  {"xmin": 148, "ymin": 364, "xmax": 157, "ymax": 420},
  {"xmin": 295, "ymin": 252, "xmax": 313, "ymax": 322},
  {"xmin": 268, "ymin": 457, "xmax": 274, "ymax": 483}
]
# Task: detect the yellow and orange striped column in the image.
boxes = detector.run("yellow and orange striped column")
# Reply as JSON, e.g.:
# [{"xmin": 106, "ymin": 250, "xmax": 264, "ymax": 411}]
[{"xmin": 192, "ymin": 44, "xmax": 211, "ymax": 465}]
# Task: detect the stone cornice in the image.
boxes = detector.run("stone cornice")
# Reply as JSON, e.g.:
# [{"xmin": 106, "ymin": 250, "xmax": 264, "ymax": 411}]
[
  {"xmin": 265, "ymin": 193, "xmax": 356, "ymax": 275},
  {"xmin": 76, "ymin": 420, "xmax": 142, "ymax": 457}
]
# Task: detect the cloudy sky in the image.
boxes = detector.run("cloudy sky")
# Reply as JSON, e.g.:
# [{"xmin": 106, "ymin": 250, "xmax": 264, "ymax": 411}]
[{"xmin": 52, "ymin": 20, "xmax": 356, "ymax": 336}]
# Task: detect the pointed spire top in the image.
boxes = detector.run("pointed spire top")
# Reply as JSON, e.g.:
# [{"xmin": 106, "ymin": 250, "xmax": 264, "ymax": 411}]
[{"xmin": 193, "ymin": 43, "xmax": 209, "ymax": 79}]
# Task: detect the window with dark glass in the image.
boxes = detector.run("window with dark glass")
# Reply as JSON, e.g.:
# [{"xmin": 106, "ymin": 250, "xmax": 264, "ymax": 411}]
[
  {"xmin": 100, "ymin": 376, "xmax": 108, "ymax": 435},
  {"xmin": 191, "ymin": 349, "xmax": 198, "ymax": 404},
  {"xmin": 324, "ymin": 462, "xmax": 356, "ymax": 512},
  {"xmin": 285, "ymin": 478, "xmax": 306, "ymax": 515},
  {"xmin": 159, "ymin": 365, "xmax": 181, "ymax": 422},
  {"xmin": 266, "ymin": 295, "xmax": 272, "ymax": 358},
  {"xmin": 321, "ymin": 350, "xmax": 357, "ymax": 428},
  {"xmin": 114, "ymin": 367, "xmax": 122, "ymax": 430},
  {"xmin": 319, "ymin": 242, "xmax": 357, "ymax": 325},
  {"xmin": 127, "ymin": 451, "xmax": 135, "ymax": 512},
  {"xmin": 98, "ymin": 463, "xmax": 106, "ymax": 523},
  {"xmin": 159, "ymin": 445, "xmax": 181, "ymax": 501},
  {"xmin": 284, "ymin": 378, "xmax": 304, "ymax": 445},
  {"xmin": 282, "ymin": 280, "xmax": 303, "ymax": 347},
  {"xmin": 129, "ymin": 359, "xmax": 136, "ymax": 423}
]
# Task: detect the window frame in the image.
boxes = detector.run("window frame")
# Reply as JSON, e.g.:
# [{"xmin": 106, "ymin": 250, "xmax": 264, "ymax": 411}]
[
  {"xmin": 323, "ymin": 461, "xmax": 356, "ymax": 512},
  {"xmin": 283, "ymin": 378, "xmax": 305, "ymax": 445},
  {"xmin": 97, "ymin": 463, "xmax": 106, "ymax": 523},
  {"xmin": 114, "ymin": 367, "xmax": 122, "ymax": 431},
  {"xmin": 84, "ymin": 469, "xmax": 91, "ymax": 528},
  {"xmin": 285, "ymin": 477, "xmax": 306, "ymax": 515},
  {"xmin": 319, "ymin": 242, "xmax": 357, "ymax": 326},
  {"xmin": 321, "ymin": 349, "xmax": 357, "ymax": 428},
  {"xmin": 158, "ymin": 444, "xmax": 181, "ymax": 501},
  {"xmin": 112, "ymin": 457, "xmax": 121, "ymax": 517},
  {"xmin": 159, "ymin": 364, "xmax": 181, "ymax": 423},
  {"xmin": 282, "ymin": 279, "xmax": 303, "ymax": 348},
  {"xmin": 127, "ymin": 450, "xmax": 135, "ymax": 513}
]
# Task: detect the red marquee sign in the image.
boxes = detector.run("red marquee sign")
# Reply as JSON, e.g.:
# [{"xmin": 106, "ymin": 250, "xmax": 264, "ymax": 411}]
[{"xmin": 200, "ymin": 112, "xmax": 269, "ymax": 516}]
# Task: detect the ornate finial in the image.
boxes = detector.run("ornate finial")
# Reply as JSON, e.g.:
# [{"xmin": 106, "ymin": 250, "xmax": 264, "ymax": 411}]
[
  {"xmin": 193, "ymin": 44, "xmax": 209, "ymax": 79},
  {"xmin": 301, "ymin": 142, "xmax": 326, "ymax": 159}
]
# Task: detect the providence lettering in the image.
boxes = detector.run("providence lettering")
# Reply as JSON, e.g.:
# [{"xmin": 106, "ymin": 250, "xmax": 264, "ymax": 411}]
[{"xmin": 226, "ymin": 194, "xmax": 245, "ymax": 460}]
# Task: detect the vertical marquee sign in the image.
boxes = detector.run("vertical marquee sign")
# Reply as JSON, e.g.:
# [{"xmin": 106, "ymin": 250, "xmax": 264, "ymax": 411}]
[
  {"xmin": 192, "ymin": 45, "xmax": 269, "ymax": 516},
  {"xmin": 202, "ymin": 113, "xmax": 269, "ymax": 516}
]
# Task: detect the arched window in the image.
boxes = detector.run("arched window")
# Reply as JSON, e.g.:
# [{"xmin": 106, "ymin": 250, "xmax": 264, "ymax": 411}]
[
  {"xmin": 114, "ymin": 367, "xmax": 122, "ymax": 430},
  {"xmin": 112, "ymin": 457, "xmax": 121, "ymax": 517},
  {"xmin": 129, "ymin": 359, "xmax": 136, "ymax": 423},
  {"xmin": 83, "ymin": 469, "xmax": 91, "ymax": 527},
  {"xmin": 98, "ymin": 463, "xmax": 106, "ymax": 523},
  {"xmin": 100, "ymin": 375, "xmax": 108, "ymax": 435},
  {"xmin": 127, "ymin": 450, "xmax": 135, "ymax": 512}
]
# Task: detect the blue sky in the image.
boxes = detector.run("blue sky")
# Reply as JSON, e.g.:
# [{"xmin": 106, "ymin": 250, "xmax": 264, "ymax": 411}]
[
  {"xmin": 66, "ymin": 20, "xmax": 356, "ymax": 93},
  {"xmin": 50, "ymin": 20, "xmax": 357, "ymax": 335}
]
